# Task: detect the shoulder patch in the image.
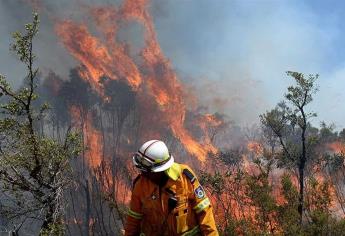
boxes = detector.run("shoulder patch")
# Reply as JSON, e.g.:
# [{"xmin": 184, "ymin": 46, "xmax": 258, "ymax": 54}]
[
  {"xmin": 183, "ymin": 169, "xmax": 196, "ymax": 183},
  {"xmin": 194, "ymin": 185, "xmax": 205, "ymax": 199},
  {"xmin": 132, "ymin": 175, "xmax": 141, "ymax": 189}
]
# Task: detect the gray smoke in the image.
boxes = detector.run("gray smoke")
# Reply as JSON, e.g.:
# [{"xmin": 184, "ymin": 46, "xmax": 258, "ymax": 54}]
[{"xmin": 0, "ymin": 0, "xmax": 342, "ymax": 128}]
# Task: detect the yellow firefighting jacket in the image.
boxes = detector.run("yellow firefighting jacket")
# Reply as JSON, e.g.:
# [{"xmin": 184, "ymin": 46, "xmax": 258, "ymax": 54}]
[{"xmin": 124, "ymin": 163, "xmax": 218, "ymax": 236}]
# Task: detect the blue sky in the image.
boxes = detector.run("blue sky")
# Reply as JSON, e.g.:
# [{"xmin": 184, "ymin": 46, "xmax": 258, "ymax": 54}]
[{"xmin": 0, "ymin": 0, "xmax": 344, "ymax": 129}]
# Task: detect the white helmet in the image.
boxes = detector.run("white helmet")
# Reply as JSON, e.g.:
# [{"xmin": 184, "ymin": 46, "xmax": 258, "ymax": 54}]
[{"xmin": 132, "ymin": 140, "xmax": 174, "ymax": 172}]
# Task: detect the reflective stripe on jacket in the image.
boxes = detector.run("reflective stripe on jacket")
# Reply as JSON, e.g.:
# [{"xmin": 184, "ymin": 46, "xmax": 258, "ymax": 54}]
[{"xmin": 124, "ymin": 163, "xmax": 218, "ymax": 236}]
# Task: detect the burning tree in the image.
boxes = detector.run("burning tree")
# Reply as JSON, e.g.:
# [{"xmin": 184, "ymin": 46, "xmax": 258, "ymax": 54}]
[
  {"xmin": 4, "ymin": 1, "xmax": 345, "ymax": 235},
  {"xmin": 0, "ymin": 13, "xmax": 81, "ymax": 235}
]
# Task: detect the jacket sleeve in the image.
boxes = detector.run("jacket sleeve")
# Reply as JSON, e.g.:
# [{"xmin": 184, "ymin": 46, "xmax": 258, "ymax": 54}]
[
  {"xmin": 195, "ymin": 205, "xmax": 218, "ymax": 236},
  {"xmin": 124, "ymin": 176, "xmax": 143, "ymax": 236},
  {"xmin": 187, "ymin": 168, "xmax": 219, "ymax": 236}
]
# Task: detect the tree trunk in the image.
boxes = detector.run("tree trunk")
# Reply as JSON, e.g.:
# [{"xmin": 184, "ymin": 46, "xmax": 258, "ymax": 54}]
[
  {"xmin": 84, "ymin": 180, "xmax": 92, "ymax": 236},
  {"xmin": 298, "ymin": 119, "xmax": 307, "ymax": 225},
  {"xmin": 40, "ymin": 202, "xmax": 55, "ymax": 234},
  {"xmin": 298, "ymin": 163, "xmax": 305, "ymax": 224}
]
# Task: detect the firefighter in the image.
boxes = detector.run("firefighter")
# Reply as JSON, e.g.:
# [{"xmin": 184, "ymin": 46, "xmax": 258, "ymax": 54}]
[{"xmin": 124, "ymin": 140, "xmax": 218, "ymax": 236}]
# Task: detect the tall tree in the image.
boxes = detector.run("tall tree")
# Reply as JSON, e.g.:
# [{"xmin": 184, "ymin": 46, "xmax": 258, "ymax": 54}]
[
  {"xmin": 0, "ymin": 13, "xmax": 81, "ymax": 235},
  {"xmin": 260, "ymin": 71, "xmax": 318, "ymax": 224}
]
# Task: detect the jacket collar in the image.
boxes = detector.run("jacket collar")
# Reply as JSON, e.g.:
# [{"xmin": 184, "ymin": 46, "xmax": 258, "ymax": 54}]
[{"xmin": 164, "ymin": 163, "xmax": 181, "ymax": 181}]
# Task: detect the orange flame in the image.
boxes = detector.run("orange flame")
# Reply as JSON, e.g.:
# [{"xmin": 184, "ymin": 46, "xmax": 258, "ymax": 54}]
[
  {"xmin": 69, "ymin": 106, "xmax": 102, "ymax": 168},
  {"xmin": 247, "ymin": 141, "xmax": 264, "ymax": 156},
  {"xmin": 328, "ymin": 141, "xmax": 345, "ymax": 155},
  {"xmin": 56, "ymin": 21, "xmax": 142, "ymax": 92},
  {"xmin": 55, "ymin": 0, "xmax": 217, "ymax": 162}
]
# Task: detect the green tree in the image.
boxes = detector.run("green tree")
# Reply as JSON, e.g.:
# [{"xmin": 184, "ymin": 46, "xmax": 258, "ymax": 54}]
[
  {"xmin": 0, "ymin": 13, "xmax": 81, "ymax": 235},
  {"xmin": 244, "ymin": 158, "xmax": 277, "ymax": 235},
  {"xmin": 319, "ymin": 122, "xmax": 338, "ymax": 143},
  {"xmin": 278, "ymin": 174, "xmax": 301, "ymax": 235},
  {"xmin": 339, "ymin": 128, "xmax": 345, "ymax": 141},
  {"xmin": 260, "ymin": 71, "xmax": 318, "ymax": 224}
]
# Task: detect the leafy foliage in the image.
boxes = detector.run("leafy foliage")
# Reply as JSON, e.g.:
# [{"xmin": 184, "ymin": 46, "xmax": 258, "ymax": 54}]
[
  {"xmin": 0, "ymin": 13, "xmax": 81, "ymax": 235},
  {"xmin": 260, "ymin": 71, "xmax": 319, "ymax": 223}
]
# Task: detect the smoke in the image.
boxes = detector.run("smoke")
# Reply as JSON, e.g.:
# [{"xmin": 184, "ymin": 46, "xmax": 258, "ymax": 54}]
[
  {"xmin": 149, "ymin": 0, "xmax": 341, "ymax": 127},
  {"xmin": 0, "ymin": 0, "xmax": 343, "ymax": 129},
  {"xmin": 0, "ymin": 0, "xmax": 263, "ymax": 126},
  {"xmin": 0, "ymin": 0, "xmax": 79, "ymax": 88}
]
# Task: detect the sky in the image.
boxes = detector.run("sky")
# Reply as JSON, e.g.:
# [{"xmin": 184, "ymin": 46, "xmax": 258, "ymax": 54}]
[{"xmin": 0, "ymin": 0, "xmax": 344, "ymax": 129}]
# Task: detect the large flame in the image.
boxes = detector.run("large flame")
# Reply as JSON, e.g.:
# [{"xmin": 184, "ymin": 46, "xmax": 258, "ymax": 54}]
[
  {"xmin": 328, "ymin": 141, "xmax": 345, "ymax": 155},
  {"xmin": 55, "ymin": 0, "xmax": 217, "ymax": 162},
  {"xmin": 247, "ymin": 141, "xmax": 264, "ymax": 156},
  {"xmin": 69, "ymin": 106, "xmax": 102, "ymax": 168}
]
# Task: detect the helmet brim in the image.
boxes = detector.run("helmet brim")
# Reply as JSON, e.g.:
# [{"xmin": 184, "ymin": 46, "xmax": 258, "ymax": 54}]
[
  {"xmin": 133, "ymin": 155, "xmax": 174, "ymax": 172},
  {"xmin": 151, "ymin": 155, "xmax": 174, "ymax": 172}
]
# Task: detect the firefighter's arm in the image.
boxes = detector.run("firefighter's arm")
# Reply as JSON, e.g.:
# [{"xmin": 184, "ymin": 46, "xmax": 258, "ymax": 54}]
[
  {"xmin": 184, "ymin": 169, "xmax": 219, "ymax": 236},
  {"xmin": 124, "ymin": 176, "xmax": 143, "ymax": 236},
  {"xmin": 194, "ymin": 201, "xmax": 218, "ymax": 236}
]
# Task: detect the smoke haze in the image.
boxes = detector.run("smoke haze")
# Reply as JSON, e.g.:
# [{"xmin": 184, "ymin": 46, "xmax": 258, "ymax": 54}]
[{"xmin": 0, "ymin": 0, "xmax": 344, "ymax": 128}]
